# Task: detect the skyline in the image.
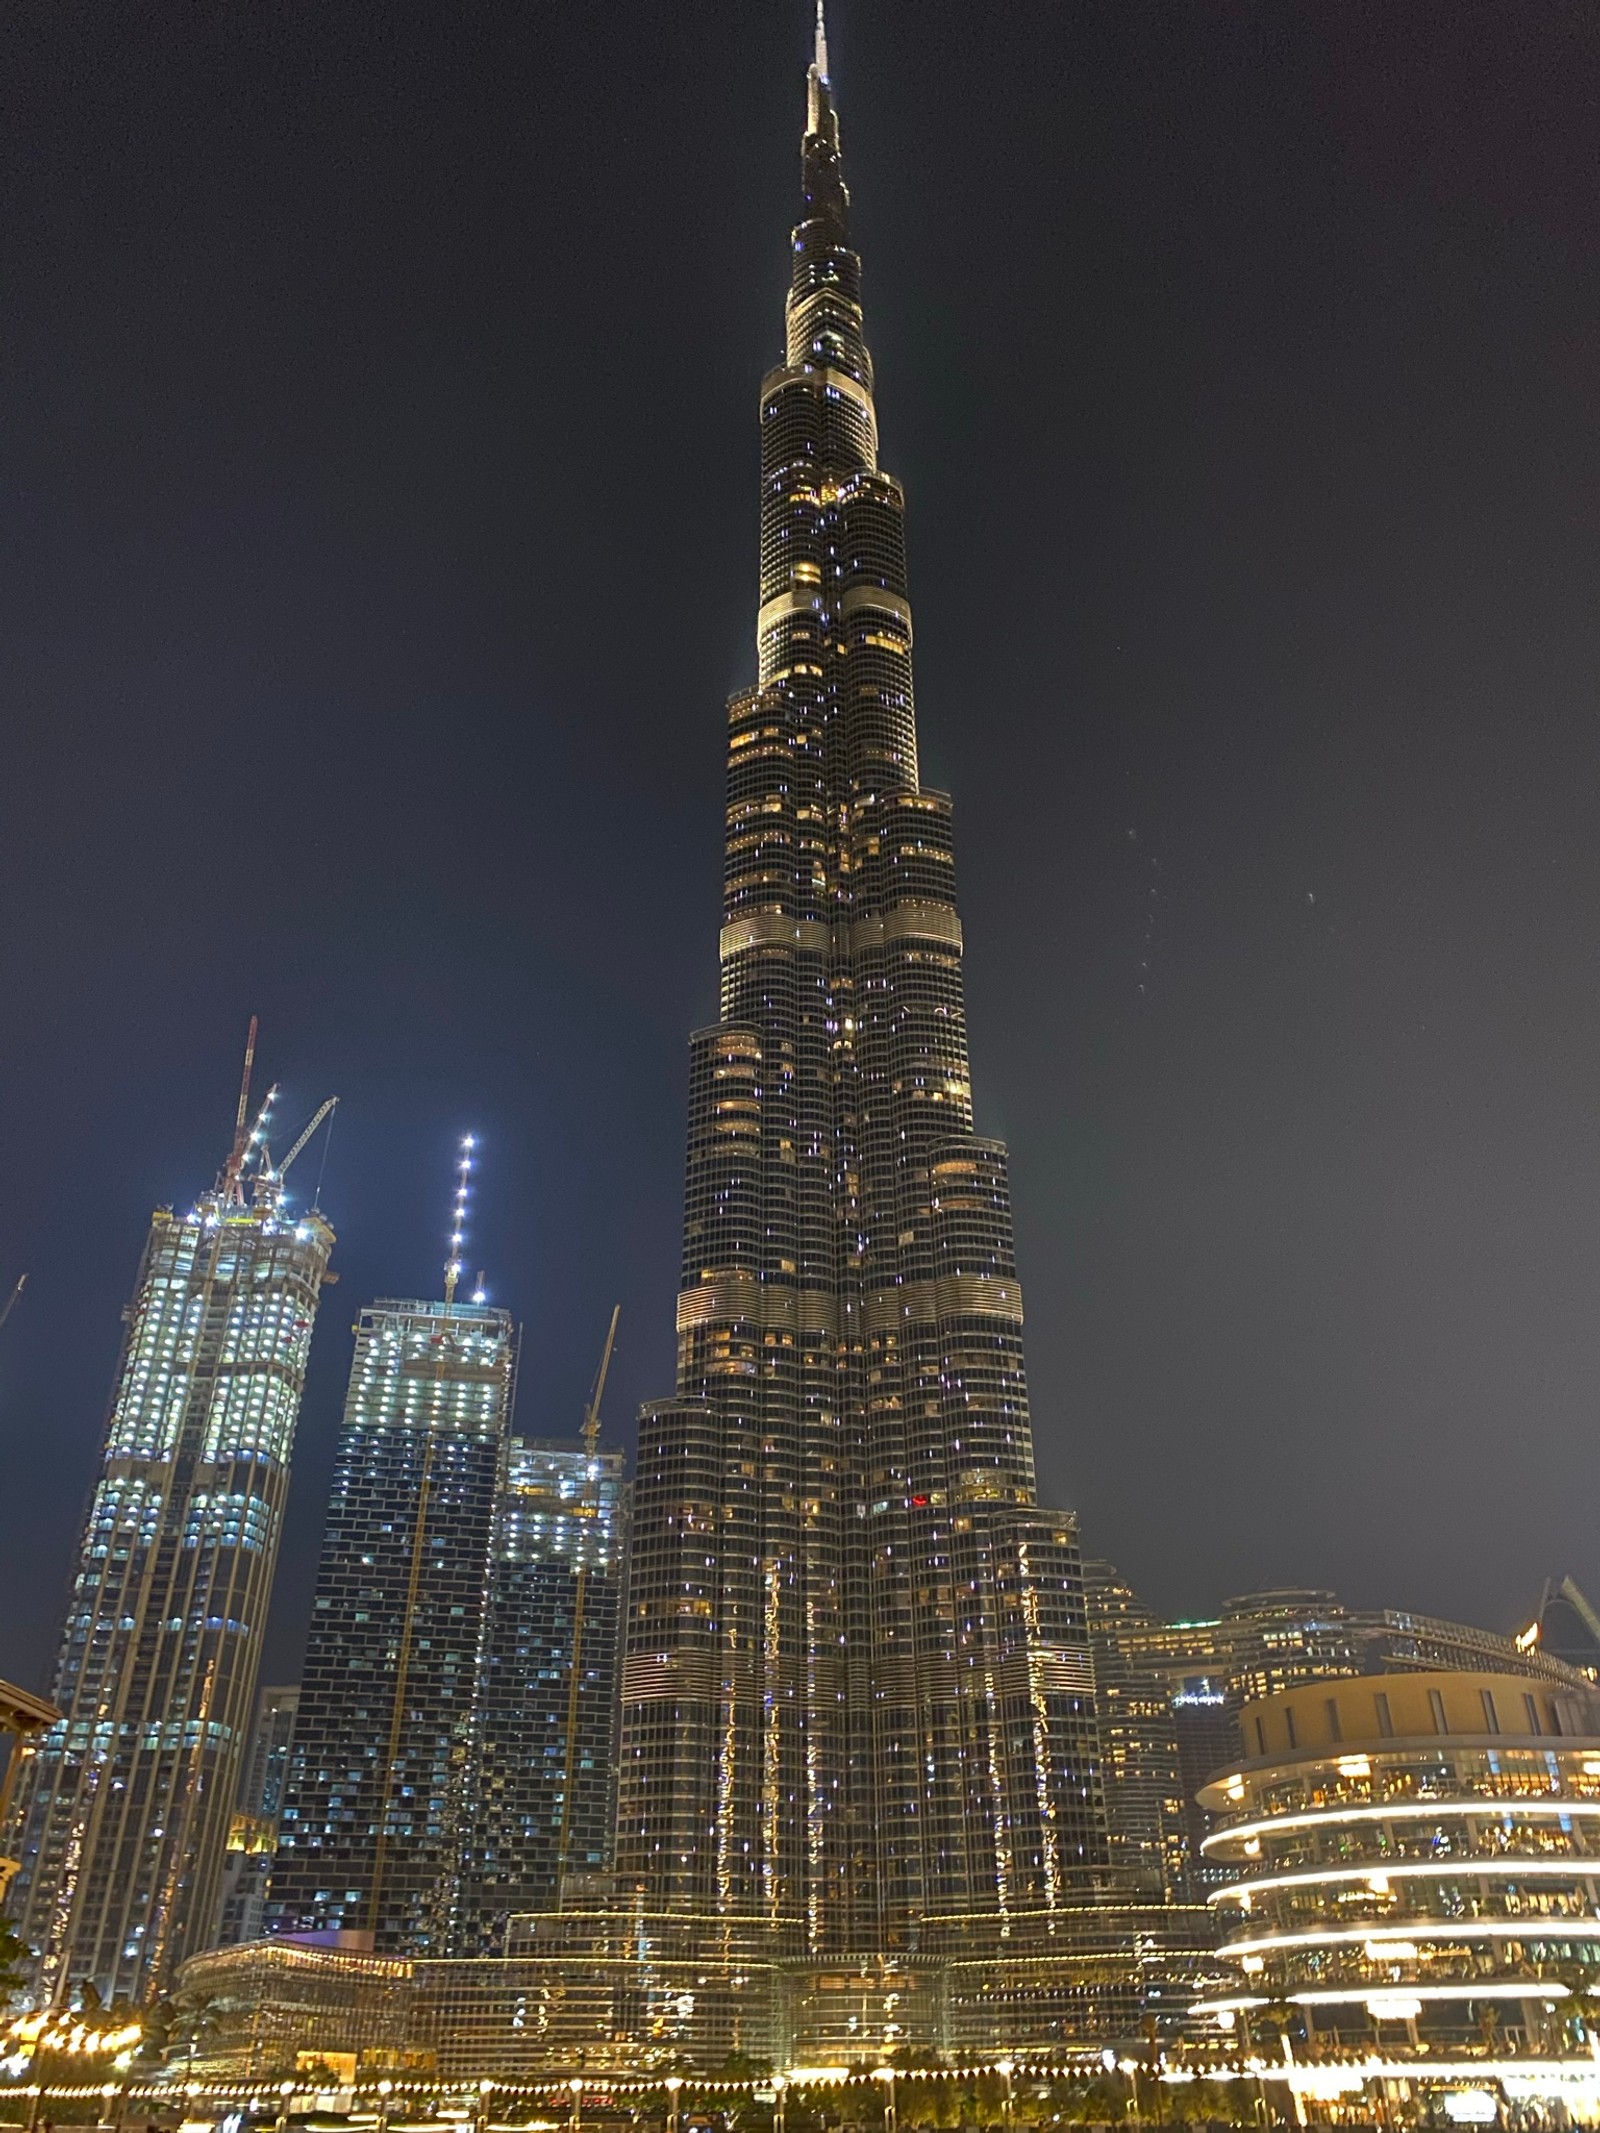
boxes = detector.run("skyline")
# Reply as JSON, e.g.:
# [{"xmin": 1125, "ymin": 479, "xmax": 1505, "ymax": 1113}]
[{"xmin": 5, "ymin": 0, "xmax": 1600, "ymax": 1701}]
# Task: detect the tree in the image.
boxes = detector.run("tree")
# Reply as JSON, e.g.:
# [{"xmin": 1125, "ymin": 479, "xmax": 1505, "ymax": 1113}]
[{"xmin": 0, "ymin": 1919, "xmax": 29, "ymax": 2014}]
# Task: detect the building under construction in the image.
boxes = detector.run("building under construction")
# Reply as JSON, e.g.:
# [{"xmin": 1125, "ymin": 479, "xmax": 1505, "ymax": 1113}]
[{"xmin": 0, "ymin": 1025, "xmax": 337, "ymax": 2006}]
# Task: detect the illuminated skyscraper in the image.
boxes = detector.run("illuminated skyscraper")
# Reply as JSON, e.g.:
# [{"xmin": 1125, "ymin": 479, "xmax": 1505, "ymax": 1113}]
[
  {"xmin": 1082, "ymin": 1561, "xmax": 1188, "ymax": 1902},
  {"xmin": 1, "ymin": 1034, "xmax": 335, "ymax": 2006},
  {"xmin": 615, "ymin": 8, "xmax": 1108, "ymax": 1966},
  {"xmin": 266, "ymin": 1294, "xmax": 516, "ymax": 1955},
  {"xmin": 457, "ymin": 1439, "xmax": 628, "ymax": 1951}
]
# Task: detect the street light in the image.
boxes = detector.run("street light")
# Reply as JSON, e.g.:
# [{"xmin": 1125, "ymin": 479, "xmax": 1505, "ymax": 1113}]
[
  {"xmin": 570, "ymin": 2074, "xmax": 586, "ymax": 2133},
  {"xmin": 995, "ymin": 2060, "xmax": 1015, "ymax": 2133},
  {"xmin": 476, "ymin": 2076, "xmax": 494, "ymax": 2133},
  {"xmin": 772, "ymin": 2074, "xmax": 787, "ymax": 2133},
  {"xmin": 665, "ymin": 2073, "xmax": 684, "ymax": 2133},
  {"xmin": 276, "ymin": 2077, "xmax": 296, "ymax": 2133},
  {"xmin": 377, "ymin": 2078, "xmax": 395, "ymax": 2133},
  {"xmin": 873, "ymin": 2065, "xmax": 897, "ymax": 2133}
]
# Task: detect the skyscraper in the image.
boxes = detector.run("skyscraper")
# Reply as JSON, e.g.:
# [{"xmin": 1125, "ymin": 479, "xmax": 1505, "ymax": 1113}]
[
  {"xmin": 616, "ymin": 5, "xmax": 1108, "ymax": 1968},
  {"xmin": 2, "ymin": 1034, "xmax": 335, "ymax": 2006},
  {"xmin": 266, "ymin": 1292, "xmax": 516, "ymax": 1955},
  {"xmin": 216, "ymin": 1685, "xmax": 299, "ymax": 1947},
  {"xmin": 1082, "ymin": 1562, "xmax": 1189, "ymax": 1902},
  {"xmin": 458, "ymin": 1438, "xmax": 627, "ymax": 1950}
]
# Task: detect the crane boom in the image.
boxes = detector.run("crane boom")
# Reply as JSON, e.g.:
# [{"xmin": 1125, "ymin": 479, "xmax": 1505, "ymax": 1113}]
[
  {"xmin": 278, "ymin": 1097, "xmax": 339, "ymax": 1177},
  {"xmin": 582, "ymin": 1304, "xmax": 620, "ymax": 1452},
  {"xmin": 0, "ymin": 1275, "xmax": 27, "ymax": 1336}
]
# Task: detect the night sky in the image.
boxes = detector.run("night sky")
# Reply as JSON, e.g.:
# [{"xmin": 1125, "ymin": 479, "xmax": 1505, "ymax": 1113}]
[{"xmin": 3, "ymin": 0, "xmax": 1599, "ymax": 1693}]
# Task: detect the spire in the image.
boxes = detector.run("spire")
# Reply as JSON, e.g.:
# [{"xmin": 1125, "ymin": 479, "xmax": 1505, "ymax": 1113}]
[
  {"xmin": 444, "ymin": 1135, "xmax": 474, "ymax": 1308},
  {"xmin": 803, "ymin": 0, "xmax": 847, "ymax": 232}
]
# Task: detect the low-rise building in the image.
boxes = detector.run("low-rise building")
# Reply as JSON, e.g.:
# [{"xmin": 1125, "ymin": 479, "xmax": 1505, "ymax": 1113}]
[{"xmin": 1198, "ymin": 1669, "xmax": 1600, "ymax": 2054}]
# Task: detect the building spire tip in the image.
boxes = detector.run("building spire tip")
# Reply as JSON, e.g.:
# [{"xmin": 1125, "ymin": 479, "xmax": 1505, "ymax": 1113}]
[{"xmin": 814, "ymin": 0, "xmax": 829, "ymax": 82}]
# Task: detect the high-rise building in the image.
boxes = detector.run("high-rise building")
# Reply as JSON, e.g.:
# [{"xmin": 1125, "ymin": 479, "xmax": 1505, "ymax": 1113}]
[
  {"xmin": 1, "ymin": 1039, "xmax": 335, "ymax": 2006},
  {"xmin": 458, "ymin": 1439, "xmax": 628, "ymax": 1950},
  {"xmin": 217, "ymin": 1686, "xmax": 299, "ymax": 1947},
  {"xmin": 266, "ymin": 1294, "xmax": 516, "ymax": 1955},
  {"xmin": 614, "ymin": 5, "xmax": 1109, "ymax": 1976},
  {"xmin": 1082, "ymin": 1562, "xmax": 1189, "ymax": 1902}
]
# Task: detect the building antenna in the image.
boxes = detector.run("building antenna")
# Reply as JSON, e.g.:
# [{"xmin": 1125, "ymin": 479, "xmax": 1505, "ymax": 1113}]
[
  {"xmin": 814, "ymin": 0, "xmax": 829, "ymax": 80},
  {"xmin": 444, "ymin": 1135, "xmax": 475, "ymax": 1308},
  {"xmin": 221, "ymin": 1015, "xmax": 259, "ymax": 1204}
]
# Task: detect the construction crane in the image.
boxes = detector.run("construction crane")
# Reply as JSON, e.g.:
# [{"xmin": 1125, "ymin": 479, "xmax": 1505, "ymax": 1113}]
[
  {"xmin": 0, "ymin": 1275, "xmax": 26, "ymax": 1337},
  {"xmin": 246, "ymin": 1094, "xmax": 338, "ymax": 1209},
  {"xmin": 556, "ymin": 1305, "xmax": 620, "ymax": 1887},
  {"xmin": 582, "ymin": 1305, "xmax": 619, "ymax": 1456},
  {"xmin": 220, "ymin": 1016, "xmax": 261, "ymax": 1204},
  {"xmin": 277, "ymin": 1096, "xmax": 339, "ymax": 1177}
]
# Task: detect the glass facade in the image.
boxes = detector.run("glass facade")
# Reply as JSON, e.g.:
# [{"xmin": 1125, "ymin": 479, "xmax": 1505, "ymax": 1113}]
[
  {"xmin": 459, "ymin": 1441, "xmax": 628, "ymax": 1950},
  {"xmin": 217, "ymin": 1684, "xmax": 300, "ymax": 1946},
  {"xmin": 1, "ymin": 1182, "xmax": 333, "ymax": 2005},
  {"xmin": 615, "ymin": 19, "xmax": 1108, "ymax": 1971},
  {"xmin": 1082, "ymin": 1561, "xmax": 1190, "ymax": 1901},
  {"xmin": 267, "ymin": 1300, "xmax": 515, "ymax": 1954}
]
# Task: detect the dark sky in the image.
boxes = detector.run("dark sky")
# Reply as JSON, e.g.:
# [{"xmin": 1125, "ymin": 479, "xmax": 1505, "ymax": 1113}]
[{"xmin": 3, "ymin": 0, "xmax": 1599, "ymax": 1692}]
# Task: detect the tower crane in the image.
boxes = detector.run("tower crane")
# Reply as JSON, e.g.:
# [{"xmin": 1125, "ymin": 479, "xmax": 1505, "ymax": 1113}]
[
  {"xmin": 249, "ymin": 1095, "xmax": 338, "ymax": 1207},
  {"xmin": 0, "ymin": 1275, "xmax": 27, "ymax": 1337},
  {"xmin": 556, "ymin": 1305, "xmax": 620, "ymax": 1888},
  {"xmin": 271, "ymin": 1097, "xmax": 339, "ymax": 1180}
]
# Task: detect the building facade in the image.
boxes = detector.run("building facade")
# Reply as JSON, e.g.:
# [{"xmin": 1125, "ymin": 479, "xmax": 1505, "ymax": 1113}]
[
  {"xmin": 1, "ymin": 1094, "xmax": 334, "ymax": 2006},
  {"xmin": 459, "ymin": 1440, "xmax": 628, "ymax": 1950},
  {"xmin": 267, "ymin": 1299, "xmax": 516, "ymax": 1955},
  {"xmin": 1199, "ymin": 1671, "xmax": 1600, "ymax": 2053},
  {"xmin": 614, "ymin": 4, "xmax": 1109, "ymax": 1979},
  {"xmin": 1086, "ymin": 1573, "xmax": 1597, "ymax": 1908},
  {"xmin": 217, "ymin": 1685, "xmax": 300, "ymax": 1947},
  {"xmin": 1082, "ymin": 1561, "xmax": 1189, "ymax": 1902}
]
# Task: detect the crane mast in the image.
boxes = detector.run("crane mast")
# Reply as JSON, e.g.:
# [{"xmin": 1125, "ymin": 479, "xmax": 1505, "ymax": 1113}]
[{"xmin": 556, "ymin": 1305, "xmax": 620, "ymax": 1889}]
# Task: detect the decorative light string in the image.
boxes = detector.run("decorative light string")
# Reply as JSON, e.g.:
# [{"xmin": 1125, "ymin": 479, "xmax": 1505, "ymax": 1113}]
[{"xmin": 444, "ymin": 1135, "xmax": 475, "ymax": 1306}]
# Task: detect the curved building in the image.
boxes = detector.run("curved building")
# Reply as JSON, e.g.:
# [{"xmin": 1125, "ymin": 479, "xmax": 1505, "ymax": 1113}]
[{"xmin": 1198, "ymin": 1672, "xmax": 1600, "ymax": 2051}]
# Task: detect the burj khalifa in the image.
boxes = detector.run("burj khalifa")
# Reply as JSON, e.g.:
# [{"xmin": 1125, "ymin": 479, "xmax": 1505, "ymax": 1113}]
[{"xmin": 615, "ymin": 3, "xmax": 1111, "ymax": 1972}]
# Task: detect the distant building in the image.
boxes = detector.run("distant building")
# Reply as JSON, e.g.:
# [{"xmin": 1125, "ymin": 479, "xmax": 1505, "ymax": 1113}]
[
  {"xmin": 1083, "ymin": 1561, "xmax": 1189, "ymax": 1900},
  {"xmin": 216, "ymin": 1686, "xmax": 299, "ymax": 1947},
  {"xmin": 1087, "ymin": 1575, "xmax": 1594, "ymax": 1907},
  {"xmin": 266, "ymin": 1297, "xmax": 516, "ymax": 1955},
  {"xmin": 457, "ymin": 1440, "xmax": 628, "ymax": 1950},
  {"xmin": 1200, "ymin": 1671, "xmax": 1600, "ymax": 2054},
  {"xmin": 0, "ymin": 1042, "xmax": 335, "ymax": 2005}
]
